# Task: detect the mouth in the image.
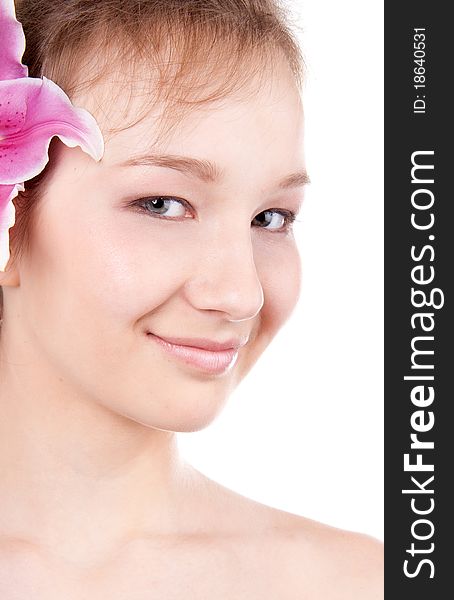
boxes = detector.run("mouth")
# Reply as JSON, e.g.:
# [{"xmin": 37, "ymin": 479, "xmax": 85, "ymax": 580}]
[{"xmin": 146, "ymin": 333, "xmax": 247, "ymax": 375}]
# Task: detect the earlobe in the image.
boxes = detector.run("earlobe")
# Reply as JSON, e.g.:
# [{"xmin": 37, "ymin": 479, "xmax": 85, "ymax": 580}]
[{"xmin": 0, "ymin": 264, "xmax": 20, "ymax": 287}]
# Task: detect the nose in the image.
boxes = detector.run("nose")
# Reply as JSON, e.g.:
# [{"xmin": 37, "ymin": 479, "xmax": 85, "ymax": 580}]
[{"xmin": 183, "ymin": 231, "xmax": 264, "ymax": 322}]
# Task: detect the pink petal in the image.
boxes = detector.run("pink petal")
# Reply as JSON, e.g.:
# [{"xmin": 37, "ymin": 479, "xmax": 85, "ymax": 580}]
[
  {"xmin": 0, "ymin": 182, "xmax": 21, "ymax": 272},
  {"xmin": 0, "ymin": 81, "xmax": 26, "ymax": 137},
  {"xmin": 0, "ymin": 0, "xmax": 28, "ymax": 80},
  {"xmin": 0, "ymin": 77, "xmax": 104, "ymax": 185}
]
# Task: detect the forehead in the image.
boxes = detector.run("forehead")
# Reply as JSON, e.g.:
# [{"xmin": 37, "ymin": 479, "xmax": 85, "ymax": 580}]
[
  {"xmin": 71, "ymin": 56, "xmax": 304, "ymax": 177},
  {"xmin": 73, "ymin": 51, "xmax": 302, "ymax": 131}
]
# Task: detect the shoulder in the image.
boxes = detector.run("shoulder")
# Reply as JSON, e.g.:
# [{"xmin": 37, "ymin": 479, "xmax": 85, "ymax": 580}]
[
  {"xmin": 185, "ymin": 471, "xmax": 383, "ymax": 599},
  {"xmin": 270, "ymin": 511, "xmax": 384, "ymax": 600}
]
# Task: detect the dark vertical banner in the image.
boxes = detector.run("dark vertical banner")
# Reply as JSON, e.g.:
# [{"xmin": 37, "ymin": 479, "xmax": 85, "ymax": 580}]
[{"xmin": 385, "ymin": 1, "xmax": 451, "ymax": 597}]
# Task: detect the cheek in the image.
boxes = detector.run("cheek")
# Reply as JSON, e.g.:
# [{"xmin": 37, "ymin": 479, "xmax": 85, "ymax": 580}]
[
  {"xmin": 234, "ymin": 238, "xmax": 301, "ymax": 383},
  {"xmin": 29, "ymin": 200, "xmax": 202, "ymax": 332},
  {"xmin": 80, "ymin": 218, "xmax": 206, "ymax": 323},
  {"xmin": 256, "ymin": 238, "xmax": 301, "ymax": 332}
]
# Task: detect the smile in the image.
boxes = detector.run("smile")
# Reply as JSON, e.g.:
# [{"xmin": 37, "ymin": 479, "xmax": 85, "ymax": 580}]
[{"xmin": 146, "ymin": 333, "xmax": 242, "ymax": 375}]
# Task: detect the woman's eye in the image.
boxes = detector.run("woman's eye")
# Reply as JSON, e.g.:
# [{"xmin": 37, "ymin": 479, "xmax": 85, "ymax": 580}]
[
  {"xmin": 135, "ymin": 196, "xmax": 191, "ymax": 219},
  {"xmin": 252, "ymin": 209, "xmax": 296, "ymax": 232},
  {"xmin": 132, "ymin": 198, "xmax": 296, "ymax": 231}
]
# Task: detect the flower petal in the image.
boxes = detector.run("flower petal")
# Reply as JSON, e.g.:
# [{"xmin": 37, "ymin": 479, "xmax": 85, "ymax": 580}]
[
  {"xmin": 0, "ymin": 81, "xmax": 26, "ymax": 137},
  {"xmin": 0, "ymin": 182, "xmax": 21, "ymax": 272},
  {"xmin": 0, "ymin": 77, "xmax": 104, "ymax": 185},
  {"xmin": 0, "ymin": 0, "xmax": 28, "ymax": 80}
]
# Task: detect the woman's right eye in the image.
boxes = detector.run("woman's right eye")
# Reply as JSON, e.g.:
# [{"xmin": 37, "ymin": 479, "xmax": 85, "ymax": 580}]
[{"xmin": 134, "ymin": 196, "xmax": 193, "ymax": 219}]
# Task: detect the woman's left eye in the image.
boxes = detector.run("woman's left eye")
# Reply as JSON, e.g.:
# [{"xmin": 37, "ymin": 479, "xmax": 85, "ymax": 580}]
[
  {"xmin": 134, "ymin": 196, "xmax": 191, "ymax": 218},
  {"xmin": 252, "ymin": 209, "xmax": 296, "ymax": 232}
]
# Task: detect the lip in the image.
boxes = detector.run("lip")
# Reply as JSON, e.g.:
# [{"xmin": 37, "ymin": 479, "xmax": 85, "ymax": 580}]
[{"xmin": 146, "ymin": 333, "xmax": 247, "ymax": 375}]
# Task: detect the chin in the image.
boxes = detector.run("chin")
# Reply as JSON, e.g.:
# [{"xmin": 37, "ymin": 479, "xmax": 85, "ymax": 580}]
[{"xmin": 104, "ymin": 377, "xmax": 236, "ymax": 433}]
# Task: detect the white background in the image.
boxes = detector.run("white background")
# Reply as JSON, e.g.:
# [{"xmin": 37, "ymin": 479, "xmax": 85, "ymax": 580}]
[{"xmin": 178, "ymin": 0, "xmax": 384, "ymax": 541}]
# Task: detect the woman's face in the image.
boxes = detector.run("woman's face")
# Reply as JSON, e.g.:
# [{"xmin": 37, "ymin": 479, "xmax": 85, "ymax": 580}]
[{"xmin": 15, "ymin": 59, "xmax": 306, "ymax": 432}]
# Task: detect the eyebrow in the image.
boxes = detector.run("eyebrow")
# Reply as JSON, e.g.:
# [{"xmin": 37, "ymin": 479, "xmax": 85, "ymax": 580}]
[{"xmin": 119, "ymin": 153, "xmax": 310, "ymax": 189}]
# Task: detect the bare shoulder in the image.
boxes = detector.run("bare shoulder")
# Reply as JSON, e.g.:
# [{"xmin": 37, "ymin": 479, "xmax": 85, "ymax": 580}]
[
  {"xmin": 267, "ymin": 509, "xmax": 384, "ymax": 600},
  {"xmin": 182, "ymin": 470, "xmax": 383, "ymax": 599}
]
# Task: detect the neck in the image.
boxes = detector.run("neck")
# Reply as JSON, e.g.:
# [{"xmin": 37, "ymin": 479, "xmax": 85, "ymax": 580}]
[{"xmin": 0, "ymin": 331, "xmax": 199, "ymax": 568}]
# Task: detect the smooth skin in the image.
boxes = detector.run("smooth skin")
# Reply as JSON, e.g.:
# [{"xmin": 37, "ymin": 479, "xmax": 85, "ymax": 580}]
[{"xmin": 0, "ymin": 56, "xmax": 383, "ymax": 598}]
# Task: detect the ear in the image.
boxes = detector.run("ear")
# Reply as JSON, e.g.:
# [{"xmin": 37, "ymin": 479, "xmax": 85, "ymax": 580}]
[{"xmin": 0, "ymin": 263, "xmax": 20, "ymax": 287}]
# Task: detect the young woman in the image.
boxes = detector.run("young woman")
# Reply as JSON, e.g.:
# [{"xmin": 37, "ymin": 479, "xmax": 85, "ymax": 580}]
[{"xmin": 0, "ymin": 0, "xmax": 383, "ymax": 597}]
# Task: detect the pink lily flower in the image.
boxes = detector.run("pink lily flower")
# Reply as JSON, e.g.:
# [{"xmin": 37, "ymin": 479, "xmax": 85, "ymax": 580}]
[{"xmin": 0, "ymin": 0, "xmax": 104, "ymax": 272}]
